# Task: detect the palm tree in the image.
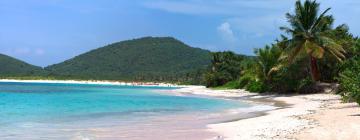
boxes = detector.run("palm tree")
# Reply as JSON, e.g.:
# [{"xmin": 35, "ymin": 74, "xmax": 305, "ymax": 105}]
[
  {"xmin": 255, "ymin": 44, "xmax": 282, "ymax": 81},
  {"xmin": 280, "ymin": 0, "xmax": 346, "ymax": 81}
]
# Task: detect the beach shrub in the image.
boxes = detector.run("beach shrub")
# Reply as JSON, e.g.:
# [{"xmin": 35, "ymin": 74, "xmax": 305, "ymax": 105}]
[
  {"xmin": 267, "ymin": 59, "xmax": 309, "ymax": 93},
  {"xmin": 214, "ymin": 80, "xmax": 242, "ymax": 89},
  {"xmin": 297, "ymin": 77, "xmax": 322, "ymax": 94},
  {"xmin": 245, "ymin": 80, "xmax": 268, "ymax": 93},
  {"xmin": 238, "ymin": 76, "xmax": 252, "ymax": 89},
  {"xmin": 204, "ymin": 72, "xmax": 232, "ymax": 87},
  {"xmin": 223, "ymin": 80, "xmax": 242, "ymax": 89},
  {"xmin": 338, "ymin": 39, "xmax": 360, "ymax": 105},
  {"xmin": 338, "ymin": 58, "xmax": 360, "ymax": 105}
]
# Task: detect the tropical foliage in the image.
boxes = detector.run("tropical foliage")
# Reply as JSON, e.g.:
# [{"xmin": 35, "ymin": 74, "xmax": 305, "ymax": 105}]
[
  {"xmin": 254, "ymin": 44, "xmax": 282, "ymax": 82},
  {"xmin": 205, "ymin": 0, "xmax": 360, "ymax": 106},
  {"xmin": 279, "ymin": 0, "xmax": 346, "ymax": 81},
  {"xmin": 204, "ymin": 51, "xmax": 248, "ymax": 87},
  {"xmin": 338, "ymin": 58, "xmax": 360, "ymax": 104},
  {"xmin": 338, "ymin": 39, "xmax": 360, "ymax": 105}
]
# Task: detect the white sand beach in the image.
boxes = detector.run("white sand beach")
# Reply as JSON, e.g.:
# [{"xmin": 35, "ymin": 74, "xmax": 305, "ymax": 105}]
[{"xmin": 176, "ymin": 86, "xmax": 360, "ymax": 140}]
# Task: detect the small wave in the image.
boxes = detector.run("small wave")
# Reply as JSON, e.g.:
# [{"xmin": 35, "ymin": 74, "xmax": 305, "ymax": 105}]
[
  {"xmin": 225, "ymin": 105, "xmax": 278, "ymax": 114},
  {"xmin": 17, "ymin": 122, "xmax": 44, "ymax": 128}
]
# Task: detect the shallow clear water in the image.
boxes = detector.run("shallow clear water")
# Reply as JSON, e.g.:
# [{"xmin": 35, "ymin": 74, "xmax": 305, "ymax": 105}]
[{"xmin": 0, "ymin": 82, "xmax": 250, "ymax": 139}]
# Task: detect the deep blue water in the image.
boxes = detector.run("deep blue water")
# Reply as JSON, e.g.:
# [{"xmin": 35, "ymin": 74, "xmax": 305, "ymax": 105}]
[{"xmin": 0, "ymin": 82, "xmax": 250, "ymax": 139}]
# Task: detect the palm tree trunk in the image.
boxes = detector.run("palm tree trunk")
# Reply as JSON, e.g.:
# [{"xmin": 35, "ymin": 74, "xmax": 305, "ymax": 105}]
[{"xmin": 310, "ymin": 56, "xmax": 320, "ymax": 81}]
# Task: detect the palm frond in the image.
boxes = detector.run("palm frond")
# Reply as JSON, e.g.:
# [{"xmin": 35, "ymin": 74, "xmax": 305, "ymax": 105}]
[
  {"xmin": 320, "ymin": 36, "xmax": 346, "ymax": 61},
  {"xmin": 304, "ymin": 40, "xmax": 325, "ymax": 58},
  {"xmin": 280, "ymin": 26, "xmax": 295, "ymax": 35},
  {"xmin": 310, "ymin": 7, "xmax": 331, "ymax": 32}
]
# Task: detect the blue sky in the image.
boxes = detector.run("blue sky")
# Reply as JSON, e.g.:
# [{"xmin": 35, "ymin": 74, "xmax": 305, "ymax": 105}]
[{"xmin": 1, "ymin": 0, "xmax": 359, "ymax": 67}]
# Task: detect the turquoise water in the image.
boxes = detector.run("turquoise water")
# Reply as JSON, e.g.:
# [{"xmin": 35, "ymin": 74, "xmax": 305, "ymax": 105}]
[{"xmin": 0, "ymin": 82, "xmax": 250, "ymax": 139}]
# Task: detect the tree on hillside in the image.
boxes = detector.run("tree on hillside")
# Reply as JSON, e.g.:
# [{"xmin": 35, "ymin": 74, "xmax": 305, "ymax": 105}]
[{"xmin": 279, "ymin": 0, "xmax": 346, "ymax": 81}]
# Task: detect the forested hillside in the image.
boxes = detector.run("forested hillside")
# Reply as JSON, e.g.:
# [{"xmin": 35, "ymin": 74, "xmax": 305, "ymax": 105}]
[
  {"xmin": 0, "ymin": 54, "xmax": 44, "ymax": 77},
  {"xmin": 45, "ymin": 37, "xmax": 212, "ymax": 83}
]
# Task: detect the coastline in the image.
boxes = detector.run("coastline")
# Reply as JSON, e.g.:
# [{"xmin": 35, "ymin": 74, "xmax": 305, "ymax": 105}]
[
  {"xmin": 0, "ymin": 79, "xmax": 182, "ymax": 87},
  {"xmin": 176, "ymin": 86, "xmax": 360, "ymax": 140},
  {"xmin": 0, "ymin": 79, "xmax": 250, "ymax": 140},
  {"xmin": 2, "ymin": 79, "xmax": 359, "ymax": 140}
]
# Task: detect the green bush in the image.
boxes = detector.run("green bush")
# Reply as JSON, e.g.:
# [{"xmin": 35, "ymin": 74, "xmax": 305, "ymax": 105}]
[
  {"xmin": 238, "ymin": 74, "xmax": 253, "ymax": 88},
  {"xmin": 245, "ymin": 80, "xmax": 268, "ymax": 93},
  {"xmin": 204, "ymin": 72, "xmax": 232, "ymax": 87},
  {"xmin": 338, "ymin": 58, "xmax": 360, "ymax": 105},
  {"xmin": 213, "ymin": 80, "xmax": 242, "ymax": 89},
  {"xmin": 268, "ymin": 60, "xmax": 308, "ymax": 93},
  {"xmin": 296, "ymin": 77, "xmax": 321, "ymax": 94}
]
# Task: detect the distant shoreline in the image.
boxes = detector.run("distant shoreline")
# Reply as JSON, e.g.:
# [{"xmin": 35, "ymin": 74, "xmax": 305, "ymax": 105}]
[{"xmin": 0, "ymin": 79, "xmax": 188, "ymax": 88}]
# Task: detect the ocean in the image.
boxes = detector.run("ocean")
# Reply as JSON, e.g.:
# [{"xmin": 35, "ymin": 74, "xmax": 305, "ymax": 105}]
[{"xmin": 0, "ymin": 82, "xmax": 251, "ymax": 140}]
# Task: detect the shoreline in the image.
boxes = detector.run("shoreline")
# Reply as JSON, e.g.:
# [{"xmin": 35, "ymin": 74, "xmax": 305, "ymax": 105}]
[
  {"xmin": 0, "ymin": 79, "xmax": 281, "ymax": 140},
  {"xmin": 0, "ymin": 79, "xmax": 185, "ymax": 87},
  {"xmin": 176, "ymin": 86, "xmax": 360, "ymax": 140},
  {"xmin": 2, "ymin": 79, "xmax": 359, "ymax": 139},
  {"xmin": 0, "ymin": 79, "xmax": 257, "ymax": 140}
]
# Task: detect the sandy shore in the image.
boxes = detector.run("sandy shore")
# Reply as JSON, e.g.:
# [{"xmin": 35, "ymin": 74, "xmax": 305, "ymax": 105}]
[{"xmin": 176, "ymin": 86, "xmax": 360, "ymax": 140}]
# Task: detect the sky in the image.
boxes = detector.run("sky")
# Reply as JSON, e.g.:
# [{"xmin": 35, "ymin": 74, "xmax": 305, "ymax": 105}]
[{"xmin": 1, "ymin": 0, "xmax": 360, "ymax": 67}]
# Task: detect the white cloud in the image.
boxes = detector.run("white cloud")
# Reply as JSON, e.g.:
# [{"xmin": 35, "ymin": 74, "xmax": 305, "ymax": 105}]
[
  {"xmin": 217, "ymin": 22, "xmax": 237, "ymax": 42},
  {"xmin": 227, "ymin": 15, "xmax": 285, "ymax": 38},
  {"xmin": 14, "ymin": 48, "xmax": 31, "ymax": 55}
]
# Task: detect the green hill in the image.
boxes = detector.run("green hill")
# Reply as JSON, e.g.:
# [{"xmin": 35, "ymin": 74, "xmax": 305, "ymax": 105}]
[
  {"xmin": 45, "ymin": 37, "xmax": 212, "ymax": 83},
  {"xmin": 0, "ymin": 54, "xmax": 44, "ymax": 78}
]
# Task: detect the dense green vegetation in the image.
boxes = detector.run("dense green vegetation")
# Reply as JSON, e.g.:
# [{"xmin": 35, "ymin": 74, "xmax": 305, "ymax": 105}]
[
  {"xmin": 338, "ymin": 39, "xmax": 360, "ymax": 105},
  {"xmin": 206, "ymin": 0, "xmax": 360, "ymax": 106},
  {"xmin": 45, "ymin": 37, "xmax": 211, "ymax": 84},
  {"xmin": 0, "ymin": 54, "xmax": 45, "ymax": 78},
  {"xmin": 204, "ymin": 51, "xmax": 252, "ymax": 87}
]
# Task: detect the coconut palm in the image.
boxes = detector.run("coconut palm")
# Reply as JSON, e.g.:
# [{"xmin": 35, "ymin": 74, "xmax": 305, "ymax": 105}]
[
  {"xmin": 280, "ymin": 0, "xmax": 346, "ymax": 81},
  {"xmin": 206, "ymin": 51, "xmax": 243, "ymax": 87},
  {"xmin": 254, "ymin": 44, "xmax": 282, "ymax": 81}
]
